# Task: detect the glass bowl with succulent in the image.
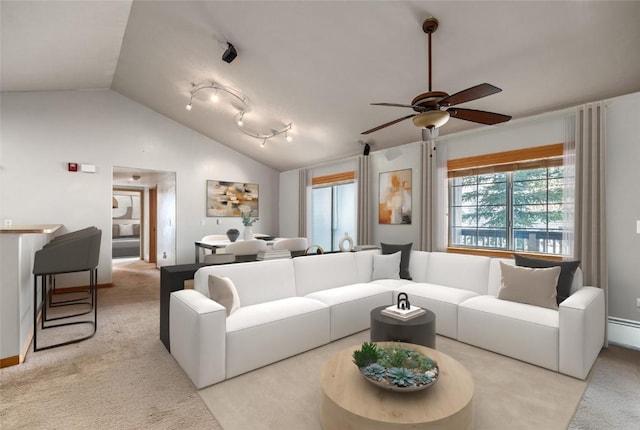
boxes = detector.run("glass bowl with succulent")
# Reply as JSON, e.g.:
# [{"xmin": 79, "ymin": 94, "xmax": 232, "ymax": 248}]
[{"xmin": 352, "ymin": 342, "xmax": 439, "ymax": 392}]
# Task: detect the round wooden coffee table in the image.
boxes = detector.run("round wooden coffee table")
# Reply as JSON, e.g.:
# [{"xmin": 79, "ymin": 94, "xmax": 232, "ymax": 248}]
[{"xmin": 320, "ymin": 342, "xmax": 474, "ymax": 430}]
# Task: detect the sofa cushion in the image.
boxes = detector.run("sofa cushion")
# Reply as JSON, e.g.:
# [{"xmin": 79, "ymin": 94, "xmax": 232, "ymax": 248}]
[
  {"xmin": 425, "ymin": 252, "xmax": 491, "ymax": 295},
  {"xmin": 294, "ymin": 253, "xmax": 359, "ymax": 296},
  {"xmin": 497, "ymin": 263, "xmax": 560, "ymax": 310},
  {"xmin": 306, "ymin": 283, "xmax": 393, "ymax": 340},
  {"xmin": 398, "ymin": 283, "xmax": 479, "ymax": 339},
  {"xmin": 194, "ymin": 259, "xmax": 296, "ymax": 306},
  {"xmin": 226, "ymin": 297, "xmax": 330, "ymax": 378},
  {"xmin": 381, "ymin": 242, "xmax": 413, "ymax": 280},
  {"xmin": 119, "ymin": 223, "xmax": 134, "ymax": 236},
  {"xmin": 458, "ymin": 295, "xmax": 559, "ymax": 372},
  {"xmin": 372, "ymin": 251, "xmax": 401, "ymax": 280},
  {"xmin": 514, "ymin": 254, "xmax": 581, "ymax": 304},
  {"xmin": 208, "ymin": 275, "xmax": 241, "ymax": 316},
  {"xmin": 408, "ymin": 250, "xmax": 429, "ymax": 283}
]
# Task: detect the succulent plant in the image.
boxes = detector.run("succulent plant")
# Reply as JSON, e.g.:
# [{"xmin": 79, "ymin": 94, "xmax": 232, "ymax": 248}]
[
  {"xmin": 414, "ymin": 372, "xmax": 434, "ymax": 386},
  {"xmin": 362, "ymin": 363, "xmax": 387, "ymax": 381},
  {"xmin": 387, "ymin": 367, "xmax": 415, "ymax": 387},
  {"xmin": 352, "ymin": 342, "xmax": 379, "ymax": 368},
  {"xmin": 378, "ymin": 346, "xmax": 410, "ymax": 368}
]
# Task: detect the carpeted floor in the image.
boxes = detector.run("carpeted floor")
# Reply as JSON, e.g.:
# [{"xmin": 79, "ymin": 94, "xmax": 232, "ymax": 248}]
[
  {"xmin": 0, "ymin": 260, "xmax": 220, "ymax": 430},
  {"xmin": 200, "ymin": 330, "xmax": 588, "ymax": 430},
  {"xmin": 1, "ymin": 259, "xmax": 638, "ymax": 429},
  {"xmin": 568, "ymin": 344, "xmax": 640, "ymax": 429}
]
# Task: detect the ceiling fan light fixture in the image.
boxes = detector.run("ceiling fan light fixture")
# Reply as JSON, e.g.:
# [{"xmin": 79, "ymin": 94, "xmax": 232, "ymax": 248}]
[{"xmin": 412, "ymin": 110, "xmax": 450, "ymax": 129}]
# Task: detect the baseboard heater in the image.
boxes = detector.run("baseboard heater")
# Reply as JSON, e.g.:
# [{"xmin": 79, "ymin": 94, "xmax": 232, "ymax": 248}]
[{"xmin": 608, "ymin": 317, "xmax": 640, "ymax": 350}]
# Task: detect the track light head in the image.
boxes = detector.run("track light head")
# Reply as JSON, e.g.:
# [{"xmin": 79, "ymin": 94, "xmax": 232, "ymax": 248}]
[
  {"xmin": 363, "ymin": 143, "xmax": 371, "ymax": 156},
  {"xmin": 222, "ymin": 43, "xmax": 237, "ymax": 63}
]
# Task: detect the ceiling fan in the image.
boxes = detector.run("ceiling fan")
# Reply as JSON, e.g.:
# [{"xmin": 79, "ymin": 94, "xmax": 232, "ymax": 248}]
[{"xmin": 362, "ymin": 17, "xmax": 511, "ymax": 136}]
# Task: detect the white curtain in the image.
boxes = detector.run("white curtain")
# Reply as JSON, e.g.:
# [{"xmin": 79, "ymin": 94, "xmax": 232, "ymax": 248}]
[
  {"xmin": 356, "ymin": 155, "xmax": 371, "ymax": 245},
  {"xmin": 420, "ymin": 140, "xmax": 448, "ymax": 251},
  {"xmin": 298, "ymin": 168, "xmax": 307, "ymax": 238},
  {"xmin": 574, "ymin": 102, "xmax": 608, "ymax": 346}
]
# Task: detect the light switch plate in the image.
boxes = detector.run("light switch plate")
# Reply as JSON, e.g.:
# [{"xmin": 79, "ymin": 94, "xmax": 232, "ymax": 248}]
[{"xmin": 637, "ymin": 220, "xmax": 640, "ymax": 234}]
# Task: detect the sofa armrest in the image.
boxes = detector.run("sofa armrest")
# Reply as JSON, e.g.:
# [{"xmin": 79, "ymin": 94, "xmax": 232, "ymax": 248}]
[
  {"xmin": 559, "ymin": 286, "xmax": 605, "ymax": 379},
  {"xmin": 170, "ymin": 289, "xmax": 227, "ymax": 388}
]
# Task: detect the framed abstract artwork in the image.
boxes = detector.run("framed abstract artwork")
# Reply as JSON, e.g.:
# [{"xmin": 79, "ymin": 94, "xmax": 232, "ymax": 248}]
[
  {"xmin": 378, "ymin": 169, "xmax": 412, "ymax": 224},
  {"xmin": 206, "ymin": 180, "xmax": 259, "ymax": 217}
]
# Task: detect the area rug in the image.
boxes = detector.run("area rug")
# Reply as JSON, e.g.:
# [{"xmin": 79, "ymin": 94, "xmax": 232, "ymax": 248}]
[{"xmin": 199, "ymin": 331, "xmax": 587, "ymax": 430}]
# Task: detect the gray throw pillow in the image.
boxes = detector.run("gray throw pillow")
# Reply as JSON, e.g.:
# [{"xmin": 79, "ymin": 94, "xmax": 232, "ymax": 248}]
[
  {"xmin": 372, "ymin": 252, "xmax": 401, "ymax": 280},
  {"xmin": 380, "ymin": 242, "xmax": 412, "ymax": 280},
  {"xmin": 514, "ymin": 254, "xmax": 581, "ymax": 304},
  {"xmin": 498, "ymin": 262, "xmax": 560, "ymax": 310}
]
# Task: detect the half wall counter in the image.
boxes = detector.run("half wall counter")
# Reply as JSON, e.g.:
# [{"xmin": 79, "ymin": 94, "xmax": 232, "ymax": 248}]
[{"xmin": 0, "ymin": 224, "xmax": 62, "ymax": 367}]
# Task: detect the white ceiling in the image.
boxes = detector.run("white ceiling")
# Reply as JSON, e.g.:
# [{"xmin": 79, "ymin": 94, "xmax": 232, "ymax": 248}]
[{"xmin": 2, "ymin": 1, "xmax": 640, "ymax": 172}]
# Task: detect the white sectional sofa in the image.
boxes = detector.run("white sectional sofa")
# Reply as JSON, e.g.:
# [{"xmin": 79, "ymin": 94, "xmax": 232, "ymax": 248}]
[{"xmin": 169, "ymin": 250, "xmax": 605, "ymax": 389}]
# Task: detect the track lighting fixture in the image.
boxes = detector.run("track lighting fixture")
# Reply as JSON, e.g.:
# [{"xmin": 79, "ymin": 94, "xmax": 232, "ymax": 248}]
[
  {"xmin": 185, "ymin": 80, "xmax": 296, "ymax": 147},
  {"xmin": 186, "ymin": 81, "xmax": 247, "ymax": 110},
  {"xmin": 234, "ymin": 111, "xmax": 293, "ymax": 147}
]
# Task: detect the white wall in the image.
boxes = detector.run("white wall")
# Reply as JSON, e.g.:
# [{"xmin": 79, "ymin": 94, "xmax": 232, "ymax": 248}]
[
  {"xmin": 0, "ymin": 89, "xmax": 280, "ymax": 285},
  {"xmin": 443, "ymin": 113, "xmax": 570, "ymax": 159},
  {"xmin": 279, "ymin": 169, "xmax": 299, "ymax": 239},
  {"xmin": 279, "ymin": 91, "xmax": 640, "ymax": 323},
  {"xmin": 369, "ymin": 143, "xmax": 423, "ymax": 246},
  {"xmin": 605, "ymin": 92, "xmax": 640, "ymax": 322}
]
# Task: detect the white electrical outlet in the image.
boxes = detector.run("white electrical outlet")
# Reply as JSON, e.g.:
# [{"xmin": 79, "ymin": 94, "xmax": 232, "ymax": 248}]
[
  {"xmin": 3, "ymin": 219, "xmax": 12, "ymax": 227},
  {"xmin": 200, "ymin": 219, "xmax": 206, "ymax": 227},
  {"xmin": 217, "ymin": 219, "xmax": 222, "ymax": 225},
  {"xmin": 637, "ymin": 298, "xmax": 640, "ymax": 310}
]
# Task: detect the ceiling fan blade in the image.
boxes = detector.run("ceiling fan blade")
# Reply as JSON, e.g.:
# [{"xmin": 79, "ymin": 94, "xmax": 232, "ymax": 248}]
[
  {"xmin": 448, "ymin": 108, "xmax": 511, "ymax": 125},
  {"xmin": 371, "ymin": 102, "xmax": 422, "ymax": 109},
  {"xmin": 361, "ymin": 114, "xmax": 416, "ymax": 135},
  {"xmin": 439, "ymin": 83, "xmax": 502, "ymax": 107}
]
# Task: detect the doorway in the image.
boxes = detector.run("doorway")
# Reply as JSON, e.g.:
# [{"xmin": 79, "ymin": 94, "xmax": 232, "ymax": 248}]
[{"xmin": 112, "ymin": 166, "xmax": 176, "ymax": 269}]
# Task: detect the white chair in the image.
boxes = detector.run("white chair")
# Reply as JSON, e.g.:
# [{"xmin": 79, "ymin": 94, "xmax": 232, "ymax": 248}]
[
  {"xmin": 221, "ymin": 240, "xmax": 268, "ymax": 262},
  {"xmin": 272, "ymin": 237, "xmax": 308, "ymax": 257},
  {"xmin": 200, "ymin": 235, "xmax": 229, "ymax": 255}
]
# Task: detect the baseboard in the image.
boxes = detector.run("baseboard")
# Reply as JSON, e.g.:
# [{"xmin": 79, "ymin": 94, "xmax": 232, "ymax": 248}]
[
  {"xmin": 608, "ymin": 317, "xmax": 640, "ymax": 350},
  {"xmin": 0, "ymin": 355, "xmax": 20, "ymax": 368},
  {"xmin": 53, "ymin": 283, "xmax": 113, "ymax": 294}
]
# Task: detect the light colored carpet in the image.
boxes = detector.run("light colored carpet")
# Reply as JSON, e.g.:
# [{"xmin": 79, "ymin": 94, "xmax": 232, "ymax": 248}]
[
  {"xmin": 200, "ymin": 331, "xmax": 588, "ymax": 430},
  {"xmin": 569, "ymin": 345, "xmax": 640, "ymax": 429},
  {"xmin": 0, "ymin": 260, "xmax": 220, "ymax": 430}
]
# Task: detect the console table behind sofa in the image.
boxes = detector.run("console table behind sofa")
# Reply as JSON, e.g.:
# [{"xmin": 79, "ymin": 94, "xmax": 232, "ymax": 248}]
[{"xmin": 160, "ymin": 263, "xmax": 212, "ymax": 351}]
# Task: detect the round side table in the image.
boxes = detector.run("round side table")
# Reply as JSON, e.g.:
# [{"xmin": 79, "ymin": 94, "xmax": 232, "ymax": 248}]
[
  {"xmin": 320, "ymin": 342, "xmax": 474, "ymax": 430},
  {"xmin": 370, "ymin": 306, "xmax": 436, "ymax": 348}
]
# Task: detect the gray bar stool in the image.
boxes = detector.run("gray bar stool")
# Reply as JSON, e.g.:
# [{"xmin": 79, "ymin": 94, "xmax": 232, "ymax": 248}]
[{"xmin": 32, "ymin": 228, "xmax": 102, "ymax": 351}]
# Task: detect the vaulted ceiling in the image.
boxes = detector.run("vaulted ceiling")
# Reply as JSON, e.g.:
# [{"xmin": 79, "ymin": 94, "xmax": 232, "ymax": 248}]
[{"xmin": 2, "ymin": 1, "xmax": 640, "ymax": 171}]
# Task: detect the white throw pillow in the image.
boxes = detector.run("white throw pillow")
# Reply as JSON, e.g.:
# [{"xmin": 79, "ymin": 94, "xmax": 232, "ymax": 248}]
[
  {"xmin": 372, "ymin": 251, "xmax": 401, "ymax": 280},
  {"xmin": 119, "ymin": 223, "xmax": 134, "ymax": 236},
  {"xmin": 498, "ymin": 262, "xmax": 560, "ymax": 310},
  {"xmin": 208, "ymin": 275, "xmax": 241, "ymax": 316}
]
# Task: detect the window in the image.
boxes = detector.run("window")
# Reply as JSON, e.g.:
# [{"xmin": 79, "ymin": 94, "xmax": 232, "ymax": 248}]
[
  {"xmin": 311, "ymin": 172, "xmax": 356, "ymax": 252},
  {"xmin": 448, "ymin": 144, "xmax": 572, "ymax": 256}
]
